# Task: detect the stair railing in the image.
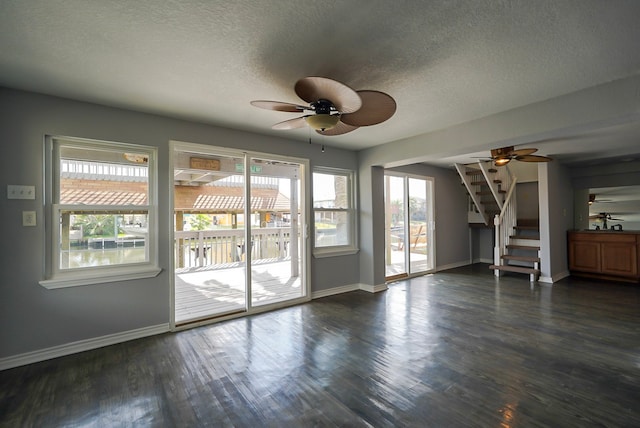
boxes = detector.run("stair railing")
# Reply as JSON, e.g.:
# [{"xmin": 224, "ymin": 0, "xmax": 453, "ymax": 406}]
[
  {"xmin": 479, "ymin": 161, "xmax": 507, "ymax": 211},
  {"xmin": 455, "ymin": 163, "xmax": 490, "ymax": 225},
  {"xmin": 493, "ymin": 166, "xmax": 517, "ymax": 275}
]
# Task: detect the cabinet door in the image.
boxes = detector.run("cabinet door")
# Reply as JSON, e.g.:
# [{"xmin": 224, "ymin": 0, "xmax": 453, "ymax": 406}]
[
  {"xmin": 601, "ymin": 242, "xmax": 637, "ymax": 277},
  {"xmin": 569, "ymin": 241, "xmax": 600, "ymax": 273}
]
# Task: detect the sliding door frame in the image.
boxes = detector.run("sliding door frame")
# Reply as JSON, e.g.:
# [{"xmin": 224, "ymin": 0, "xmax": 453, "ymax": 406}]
[
  {"xmin": 384, "ymin": 171, "xmax": 436, "ymax": 281},
  {"xmin": 169, "ymin": 141, "xmax": 311, "ymax": 330}
]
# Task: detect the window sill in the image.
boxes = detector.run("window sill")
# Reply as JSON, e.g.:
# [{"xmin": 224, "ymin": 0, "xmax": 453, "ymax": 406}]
[
  {"xmin": 313, "ymin": 247, "xmax": 359, "ymax": 258},
  {"xmin": 39, "ymin": 266, "xmax": 162, "ymax": 289}
]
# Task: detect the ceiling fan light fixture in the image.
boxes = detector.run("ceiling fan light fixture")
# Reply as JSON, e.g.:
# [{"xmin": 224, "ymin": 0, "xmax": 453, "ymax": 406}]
[
  {"xmin": 251, "ymin": 77, "xmax": 395, "ymax": 136},
  {"xmin": 305, "ymin": 114, "xmax": 340, "ymax": 131},
  {"xmin": 494, "ymin": 157, "xmax": 510, "ymax": 166},
  {"xmin": 491, "ymin": 146, "xmax": 513, "ymax": 158}
]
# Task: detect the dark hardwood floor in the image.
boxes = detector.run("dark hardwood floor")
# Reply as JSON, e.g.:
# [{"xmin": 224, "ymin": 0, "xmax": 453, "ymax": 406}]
[{"xmin": 1, "ymin": 264, "xmax": 639, "ymax": 427}]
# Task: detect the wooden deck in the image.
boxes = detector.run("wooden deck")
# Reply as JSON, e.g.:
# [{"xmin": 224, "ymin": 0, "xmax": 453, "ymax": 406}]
[
  {"xmin": 175, "ymin": 259, "xmax": 304, "ymax": 324},
  {"xmin": 386, "ymin": 247, "xmax": 430, "ymax": 277}
]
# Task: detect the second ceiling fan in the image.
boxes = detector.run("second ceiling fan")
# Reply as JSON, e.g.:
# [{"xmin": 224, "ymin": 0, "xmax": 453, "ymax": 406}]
[
  {"xmin": 489, "ymin": 146, "xmax": 553, "ymax": 166},
  {"xmin": 251, "ymin": 77, "xmax": 396, "ymax": 136}
]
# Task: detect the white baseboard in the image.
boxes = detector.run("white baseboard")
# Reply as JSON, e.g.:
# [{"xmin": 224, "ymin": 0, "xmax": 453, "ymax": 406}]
[
  {"xmin": 436, "ymin": 260, "xmax": 472, "ymax": 272},
  {"xmin": 359, "ymin": 283, "xmax": 388, "ymax": 293},
  {"xmin": 311, "ymin": 283, "xmax": 360, "ymax": 299},
  {"xmin": 0, "ymin": 323, "xmax": 170, "ymax": 371},
  {"xmin": 311, "ymin": 282, "xmax": 389, "ymax": 299},
  {"xmin": 472, "ymin": 258, "xmax": 493, "ymax": 264},
  {"xmin": 539, "ymin": 270, "xmax": 570, "ymax": 284}
]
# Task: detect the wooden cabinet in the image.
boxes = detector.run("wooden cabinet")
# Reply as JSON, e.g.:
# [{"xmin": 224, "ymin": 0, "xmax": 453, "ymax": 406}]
[
  {"xmin": 568, "ymin": 231, "xmax": 640, "ymax": 283},
  {"xmin": 569, "ymin": 240, "xmax": 600, "ymax": 273}
]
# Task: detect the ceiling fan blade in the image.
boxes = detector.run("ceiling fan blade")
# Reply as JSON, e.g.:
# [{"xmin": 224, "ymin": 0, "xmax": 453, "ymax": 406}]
[
  {"xmin": 340, "ymin": 90, "xmax": 397, "ymax": 126},
  {"xmin": 272, "ymin": 116, "xmax": 308, "ymax": 130},
  {"xmin": 510, "ymin": 148, "xmax": 537, "ymax": 156},
  {"xmin": 315, "ymin": 120, "xmax": 359, "ymax": 136},
  {"xmin": 250, "ymin": 100, "xmax": 307, "ymax": 112},
  {"xmin": 515, "ymin": 154, "xmax": 553, "ymax": 162},
  {"xmin": 295, "ymin": 77, "xmax": 362, "ymax": 113}
]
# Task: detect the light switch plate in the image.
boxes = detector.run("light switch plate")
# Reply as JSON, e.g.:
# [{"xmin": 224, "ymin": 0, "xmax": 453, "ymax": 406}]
[
  {"xmin": 8, "ymin": 185, "xmax": 36, "ymax": 200},
  {"xmin": 23, "ymin": 211, "xmax": 36, "ymax": 227}
]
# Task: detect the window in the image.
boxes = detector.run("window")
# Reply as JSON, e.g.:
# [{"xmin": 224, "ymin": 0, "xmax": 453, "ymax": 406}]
[
  {"xmin": 312, "ymin": 167, "xmax": 357, "ymax": 256},
  {"xmin": 40, "ymin": 136, "xmax": 160, "ymax": 288}
]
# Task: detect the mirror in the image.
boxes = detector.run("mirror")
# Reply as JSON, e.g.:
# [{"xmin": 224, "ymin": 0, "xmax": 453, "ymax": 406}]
[{"xmin": 585, "ymin": 185, "xmax": 640, "ymax": 230}]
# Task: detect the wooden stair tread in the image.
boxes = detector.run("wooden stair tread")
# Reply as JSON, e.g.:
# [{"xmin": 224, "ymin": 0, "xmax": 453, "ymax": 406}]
[
  {"xmin": 510, "ymin": 235, "xmax": 540, "ymax": 240},
  {"xmin": 506, "ymin": 244, "xmax": 540, "ymax": 251},
  {"xmin": 465, "ymin": 168, "xmax": 497, "ymax": 175},
  {"xmin": 490, "ymin": 265, "xmax": 540, "ymax": 275},
  {"xmin": 476, "ymin": 190, "xmax": 506, "ymax": 195},
  {"xmin": 470, "ymin": 180, "xmax": 503, "ymax": 185},
  {"xmin": 502, "ymin": 255, "xmax": 540, "ymax": 263},
  {"xmin": 514, "ymin": 225, "xmax": 539, "ymax": 231}
]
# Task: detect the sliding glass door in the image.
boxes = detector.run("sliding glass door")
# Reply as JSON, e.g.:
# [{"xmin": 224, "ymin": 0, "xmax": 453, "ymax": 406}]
[
  {"xmin": 172, "ymin": 143, "xmax": 307, "ymax": 325},
  {"xmin": 385, "ymin": 173, "xmax": 434, "ymax": 280},
  {"xmin": 249, "ymin": 156, "xmax": 304, "ymax": 308},
  {"xmin": 385, "ymin": 175, "xmax": 407, "ymax": 279}
]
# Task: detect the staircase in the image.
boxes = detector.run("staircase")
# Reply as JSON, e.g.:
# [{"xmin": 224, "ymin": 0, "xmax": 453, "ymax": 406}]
[
  {"xmin": 455, "ymin": 162, "xmax": 510, "ymax": 226},
  {"xmin": 490, "ymin": 219, "xmax": 541, "ymax": 282},
  {"xmin": 456, "ymin": 161, "xmax": 541, "ymax": 282}
]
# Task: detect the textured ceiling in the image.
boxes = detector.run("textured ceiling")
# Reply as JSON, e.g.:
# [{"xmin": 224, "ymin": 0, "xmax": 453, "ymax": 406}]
[{"xmin": 1, "ymin": 0, "xmax": 640, "ymax": 158}]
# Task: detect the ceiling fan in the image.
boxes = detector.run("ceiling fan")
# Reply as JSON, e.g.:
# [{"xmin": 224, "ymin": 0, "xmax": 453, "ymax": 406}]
[
  {"xmin": 250, "ymin": 77, "xmax": 396, "ymax": 136},
  {"xmin": 489, "ymin": 146, "xmax": 553, "ymax": 166},
  {"xmin": 588, "ymin": 194, "xmax": 613, "ymax": 205},
  {"xmin": 589, "ymin": 212, "xmax": 624, "ymax": 221},
  {"xmin": 589, "ymin": 212, "xmax": 624, "ymax": 230}
]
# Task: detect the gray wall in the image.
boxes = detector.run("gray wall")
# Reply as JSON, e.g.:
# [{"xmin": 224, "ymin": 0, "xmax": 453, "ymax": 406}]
[
  {"xmin": 539, "ymin": 162, "xmax": 574, "ymax": 282},
  {"xmin": 471, "ymin": 228, "xmax": 494, "ymax": 263},
  {"xmin": 516, "ymin": 182, "xmax": 539, "ymax": 220},
  {"xmin": 570, "ymin": 161, "xmax": 640, "ymax": 189},
  {"xmin": 573, "ymin": 188, "xmax": 590, "ymax": 230},
  {"xmin": 0, "ymin": 87, "xmax": 359, "ymax": 359}
]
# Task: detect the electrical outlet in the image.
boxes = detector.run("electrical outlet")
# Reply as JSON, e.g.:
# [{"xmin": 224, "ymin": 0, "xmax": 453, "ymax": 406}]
[
  {"xmin": 8, "ymin": 185, "xmax": 36, "ymax": 200},
  {"xmin": 23, "ymin": 211, "xmax": 36, "ymax": 227}
]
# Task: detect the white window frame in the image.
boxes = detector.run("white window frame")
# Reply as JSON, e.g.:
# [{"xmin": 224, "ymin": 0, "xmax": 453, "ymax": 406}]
[
  {"xmin": 312, "ymin": 167, "xmax": 358, "ymax": 258},
  {"xmin": 40, "ymin": 136, "xmax": 161, "ymax": 289}
]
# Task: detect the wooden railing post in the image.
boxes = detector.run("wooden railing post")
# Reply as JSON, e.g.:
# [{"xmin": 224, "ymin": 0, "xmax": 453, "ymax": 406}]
[
  {"xmin": 278, "ymin": 228, "xmax": 285, "ymax": 260},
  {"xmin": 494, "ymin": 214, "xmax": 502, "ymax": 276},
  {"xmin": 197, "ymin": 231, "xmax": 205, "ymax": 267}
]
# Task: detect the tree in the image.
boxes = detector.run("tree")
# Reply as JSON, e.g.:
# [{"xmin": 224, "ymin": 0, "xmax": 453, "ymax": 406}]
[
  {"xmin": 189, "ymin": 214, "xmax": 212, "ymax": 230},
  {"xmin": 74, "ymin": 214, "xmax": 117, "ymax": 237}
]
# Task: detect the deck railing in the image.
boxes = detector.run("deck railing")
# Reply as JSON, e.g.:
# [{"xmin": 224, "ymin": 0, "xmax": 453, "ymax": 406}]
[{"xmin": 174, "ymin": 227, "xmax": 292, "ymax": 268}]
